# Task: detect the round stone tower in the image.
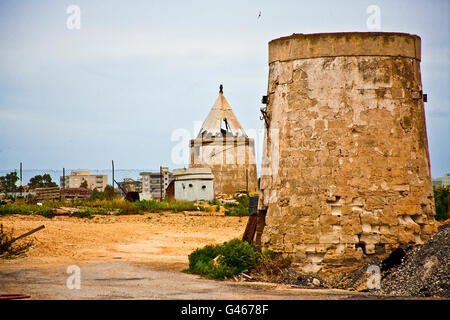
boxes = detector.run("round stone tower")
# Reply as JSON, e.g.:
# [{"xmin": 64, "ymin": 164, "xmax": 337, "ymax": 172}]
[{"xmin": 257, "ymin": 32, "xmax": 437, "ymax": 275}]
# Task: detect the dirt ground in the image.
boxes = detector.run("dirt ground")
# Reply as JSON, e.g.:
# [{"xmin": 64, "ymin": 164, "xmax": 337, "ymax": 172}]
[
  {"xmin": 0, "ymin": 212, "xmax": 393, "ymax": 300},
  {"xmin": 0, "ymin": 212, "xmax": 244, "ymax": 269}
]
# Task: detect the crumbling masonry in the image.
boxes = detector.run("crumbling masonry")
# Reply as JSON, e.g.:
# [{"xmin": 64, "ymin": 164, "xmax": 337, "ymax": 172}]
[{"xmin": 257, "ymin": 32, "xmax": 438, "ymax": 275}]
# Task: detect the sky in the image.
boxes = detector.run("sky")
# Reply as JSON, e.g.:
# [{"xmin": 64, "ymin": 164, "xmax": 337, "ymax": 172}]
[{"xmin": 0, "ymin": 0, "xmax": 448, "ymax": 178}]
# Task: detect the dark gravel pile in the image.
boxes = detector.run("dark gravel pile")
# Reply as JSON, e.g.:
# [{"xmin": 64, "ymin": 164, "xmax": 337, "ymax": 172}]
[
  {"xmin": 246, "ymin": 224, "xmax": 449, "ymax": 297},
  {"xmin": 381, "ymin": 226, "xmax": 449, "ymax": 297}
]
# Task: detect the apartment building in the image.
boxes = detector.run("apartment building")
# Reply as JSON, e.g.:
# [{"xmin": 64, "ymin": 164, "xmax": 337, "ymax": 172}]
[
  {"xmin": 60, "ymin": 171, "xmax": 108, "ymax": 191},
  {"xmin": 140, "ymin": 167, "xmax": 173, "ymax": 200}
]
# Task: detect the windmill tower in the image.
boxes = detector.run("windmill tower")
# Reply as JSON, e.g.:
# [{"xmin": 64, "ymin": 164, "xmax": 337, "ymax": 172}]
[{"xmin": 190, "ymin": 85, "xmax": 257, "ymax": 195}]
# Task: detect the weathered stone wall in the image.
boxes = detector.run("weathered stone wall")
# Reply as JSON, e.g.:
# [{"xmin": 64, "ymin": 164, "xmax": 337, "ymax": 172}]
[
  {"xmin": 257, "ymin": 32, "xmax": 437, "ymax": 275},
  {"xmin": 190, "ymin": 137, "xmax": 258, "ymax": 195}
]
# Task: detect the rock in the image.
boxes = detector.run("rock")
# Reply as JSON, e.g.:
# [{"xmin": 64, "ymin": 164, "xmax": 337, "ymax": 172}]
[{"xmin": 51, "ymin": 207, "xmax": 82, "ymax": 215}]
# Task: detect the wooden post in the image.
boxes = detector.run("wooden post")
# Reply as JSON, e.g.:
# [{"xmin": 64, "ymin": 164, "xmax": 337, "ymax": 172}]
[
  {"xmin": 6, "ymin": 225, "xmax": 45, "ymax": 247},
  {"xmin": 242, "ymin": 213, "xmax": 258, "ymax": 244}
]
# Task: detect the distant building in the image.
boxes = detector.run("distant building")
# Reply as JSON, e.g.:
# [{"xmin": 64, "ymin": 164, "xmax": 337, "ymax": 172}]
[
  {"xmin": 117, "ymin": 178, "xmax": 142, "ymax": 196},
  {"xmin": 140, "ymin": 168, "xmax": 173, "ymax": 200},
  {"xmin": 172, "ymin": 168, "xmax": 214, "ymax": 201},
  {"xmin": 189, "ymin": 85, "xmax": 258, "ymax": 195},
  {"xmin": 60, "ymin": 171, "xmax": 108, "ymax": 191},
  {"xmin": 432, "ymin": 173, "xmax": 450, "ymax": 187}
]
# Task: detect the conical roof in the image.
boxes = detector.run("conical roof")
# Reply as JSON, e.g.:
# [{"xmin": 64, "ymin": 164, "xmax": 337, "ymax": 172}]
[{"xmin": 197, "ymin": 85, "xmax": 247, "ymax": 139}]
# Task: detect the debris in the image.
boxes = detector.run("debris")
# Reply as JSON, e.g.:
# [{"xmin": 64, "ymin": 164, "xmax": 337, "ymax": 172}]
[
  {"xmin": 51, "ymin": 207, "xmax": 82, "ymax": 215},
  {"xmin": 381, "ymin": 227, "xmax": 449, "ymax": 297},
  {"xmin": 241, "ymin": 272, "xmax": 252, "ymax": 280},
  {"xmin": 312, "ymin": 278, "xmax": 321, "ymax": 287},
  {"xmin": 327, "ymin": 226, "xmax": 449, "ymax": 297},
  {"xmin": 212, "ymin": 255, "xmax": 221, "ymax": 267}
]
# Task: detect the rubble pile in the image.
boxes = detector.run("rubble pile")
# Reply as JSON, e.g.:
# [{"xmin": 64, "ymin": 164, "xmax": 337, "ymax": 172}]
[
  {"xmin": 246, "ymin": 222, "xmax": 449, "ymax": 297},
  {"xmin": 324, "ymin": 224, "xmax": 449, "ymax": 297},
  {"xmin": 381, "ymin": 225, "xmax": 449, "ymax": 297}
]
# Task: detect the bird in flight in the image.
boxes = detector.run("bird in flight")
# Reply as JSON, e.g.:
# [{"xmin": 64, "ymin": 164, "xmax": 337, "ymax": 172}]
[{"xmin": 257, "ymin": 11, "xmax": 261, "ymax": 19}]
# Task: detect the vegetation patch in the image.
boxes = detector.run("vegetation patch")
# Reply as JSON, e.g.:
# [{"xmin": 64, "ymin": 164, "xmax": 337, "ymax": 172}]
[
  {"xmin": 183, "ymin": 239, "xmax": 278, "ymax": 280},
  {"xmin": 135, "ymin": 199, "xmax": 206, "ymax": 213},
  {"xmin": 223, "ymin": 203, "xmax": 249, "ymax": 216},
  {"xmin": 0, "ymin": 203, "xmax": 55, "ymax": 218},
  {"xmin": 434, "ymin": 185, "xmax": 449, "ymax": 221}
]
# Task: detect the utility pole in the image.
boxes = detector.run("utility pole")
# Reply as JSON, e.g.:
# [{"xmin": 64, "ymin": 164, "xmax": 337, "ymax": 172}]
[
  {"xmin": 112, "ymin": 160, "xmax": 115, "ymax": 190},
  {"xmin": 62, "ymin": 168, "xmax": 65, "ymax": 201},
  {"xmin": 62, "ymin": 168, "xmax": 65, "ymax": 190},
  {"xmin": 19, "ymin": 162, "xmax": 23, "ymax": 197},
  {"xmin": 160, "ymin": 166, "xmax": 163, "ymax": 201}
]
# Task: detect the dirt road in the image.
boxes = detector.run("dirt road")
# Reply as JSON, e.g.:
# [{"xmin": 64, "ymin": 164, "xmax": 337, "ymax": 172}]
[{"xmin": 0, "ymin": 212, "xmax": 383, "ymax": 299}]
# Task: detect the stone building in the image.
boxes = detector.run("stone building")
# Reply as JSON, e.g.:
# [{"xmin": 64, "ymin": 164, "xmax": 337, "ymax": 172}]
[
  {"xmin": 257, "ymin": 32, "xmax": 437, "ymax": 275},
  {"xmin": 190, "ymin": 85, "xmax": 257, "ymax": 195},
  {"xmin": 60, "ymin": 170, "xmax": 108, "ymax": 191}
]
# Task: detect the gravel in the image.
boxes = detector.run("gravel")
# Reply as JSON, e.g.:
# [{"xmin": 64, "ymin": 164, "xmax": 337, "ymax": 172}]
[
  {"xmin": 246, "ymin": 224, "xmax": 449, "ymax": 298},
  {"xmin": 381, "ymin": 225, "xmax": 449, "ymax": 297}
]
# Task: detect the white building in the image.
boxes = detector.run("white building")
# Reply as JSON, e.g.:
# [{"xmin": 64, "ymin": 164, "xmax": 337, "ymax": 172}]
[
  {"xmin": 432, "ymin": 173, "xmax": 450, "ymax": 187},
  {"xmin": 172, "ymin": 168, "xmax": 214, "ymax": 201}
]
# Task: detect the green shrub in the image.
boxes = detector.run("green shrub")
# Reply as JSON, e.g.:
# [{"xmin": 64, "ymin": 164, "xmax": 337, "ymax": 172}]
[
  {"xmin": 0, "ymin": 203, "xmax": 54, "ymax": 218},
  {"xmin": 184, "ymin": 239, "xmax": 260, "ymax": 279},
  {"xmin": 235, "ymin": 193, "xmax": 249, "ymax": 208},
  {"xmin": 208, "ymin": 199, "xmax": 220, "ymax": 206},
  {"xmin": 103, "ymin": 185, "xmax": 116, "ymax": 200},
  {"xmin": 223, "ymin": 203, "xmax": 249, "ymax": 216},
  {"xmin": 188, "ymin": 244, "xmax": 220, "ymax": 270},
  {"xmin": 90, "ymin": 188, "xmax": 105, "ymax": 201},
  {"xmin": 217, "ymin": 239, "xmax": 259, "ymax": 272},
  {"xmin": 434, "ymin": 185, "xmax": 449, "ymax": 221},
  {"xmin": 71, "ymin": 210, "xmax": 94, "ymax": 219}
]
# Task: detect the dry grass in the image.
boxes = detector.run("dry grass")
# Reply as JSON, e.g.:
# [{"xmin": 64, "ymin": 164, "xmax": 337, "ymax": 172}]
[
  {"xmin": 0, "ymin": 224, "xmax": 33, "ymax": 259},
  {"xmin": 250, "ymin": 254, "xmax": 293, "ymax": 283}
]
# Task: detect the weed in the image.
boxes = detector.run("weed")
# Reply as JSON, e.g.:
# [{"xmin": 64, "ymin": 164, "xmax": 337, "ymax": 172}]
[
  {"xmin": 223, "ymin": 203, "xmax": 249, "ymax": 216},
  {"xmin": 184, "ymin": 239, "xmax": 261, "ymax": 279}
]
